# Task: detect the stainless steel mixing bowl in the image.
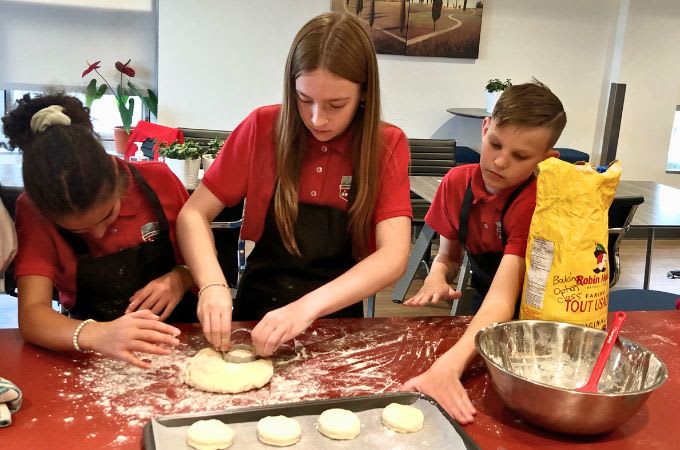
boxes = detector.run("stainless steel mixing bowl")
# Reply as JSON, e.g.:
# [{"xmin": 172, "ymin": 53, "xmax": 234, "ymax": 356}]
[{"xmin": 475, "ymin": 320, "xmax": 668, "ymax": 434}]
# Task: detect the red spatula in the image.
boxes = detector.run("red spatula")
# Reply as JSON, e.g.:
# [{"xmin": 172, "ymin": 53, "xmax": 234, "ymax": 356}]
[{"xmin": 576, "ymin": 311, "xmax": 627, "ymax": 393}]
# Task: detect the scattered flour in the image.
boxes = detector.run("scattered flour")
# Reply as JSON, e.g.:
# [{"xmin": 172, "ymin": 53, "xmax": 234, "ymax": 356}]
[{"xmin": 50, "ymin": 317, "xmax": 464, "ymax": 447}]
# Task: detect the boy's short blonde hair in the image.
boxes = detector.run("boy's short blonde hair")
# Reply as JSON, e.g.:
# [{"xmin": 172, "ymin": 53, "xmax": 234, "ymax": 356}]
[{"xmin": 492, "ymin": 79, "xmax": 567, "ymax": 148}]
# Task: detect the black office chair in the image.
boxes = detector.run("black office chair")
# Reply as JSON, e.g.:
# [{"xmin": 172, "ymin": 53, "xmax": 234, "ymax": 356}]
[
  {"xmin": 382, "ymin": 139, "xmax": 456, "ymax": 316},
  {"xmin": 0, "ymin": 183, "xmax": 21, "ymax": 297},
  {"xmin": 606, "ymin": 195, "xmax": 680, "ymax": 311},
  {"xmin": 608, "ymin": 195, "xmax": 645, "ymax": 288},
  {"xmin": 178, "ymin": 127, "xmax": 243, "ymax": 289},
  {"xmin": 407, "ymin": 138, "xmax": 456, "ymax": 273}
]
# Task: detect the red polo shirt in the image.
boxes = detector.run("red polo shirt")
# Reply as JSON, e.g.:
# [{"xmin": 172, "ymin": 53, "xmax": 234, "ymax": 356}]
[
  {"xmin": 14, "ymin": 159, "xmax": 189, "ymax": 308},
  {"xmin": 425, "ymin": 164, "xmax": 536, "ymax": 257},
  {"xmin": 202, "ymin": 105, "xmax": 412, "ymax": 251}
]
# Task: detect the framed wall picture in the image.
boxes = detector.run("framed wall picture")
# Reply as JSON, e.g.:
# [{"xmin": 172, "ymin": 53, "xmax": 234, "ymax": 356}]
[{"xmin": 331, "ymin": 0, "xmax": 484, "ymax": 59}]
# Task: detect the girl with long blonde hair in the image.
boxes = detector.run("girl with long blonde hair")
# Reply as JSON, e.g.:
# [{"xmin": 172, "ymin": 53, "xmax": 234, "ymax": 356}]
[{"xmin": 178, "ymin": 13, "xmax": 412, "ymax": 356}]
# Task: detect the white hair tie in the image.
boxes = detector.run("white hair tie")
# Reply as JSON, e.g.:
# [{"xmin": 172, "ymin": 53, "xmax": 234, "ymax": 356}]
[{"xmin": 30, "ymin": 105, "xmax": 71, "ymax": 133}]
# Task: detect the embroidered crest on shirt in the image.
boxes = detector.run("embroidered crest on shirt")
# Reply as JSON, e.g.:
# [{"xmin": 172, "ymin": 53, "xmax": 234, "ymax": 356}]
[
  {"xmin": 141, "ymin": 221, "xmax": 160, "ymax": 242},
  {"xmin": 339, "ymin": 175, "xmax": 352, "ymax": 202}
]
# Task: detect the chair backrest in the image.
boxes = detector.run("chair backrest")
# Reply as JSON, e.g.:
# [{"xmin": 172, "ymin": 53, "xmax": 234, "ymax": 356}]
[
  {"xmin": 608, "ymin": 195, "xmax": 644, "ymax": 287},
  {"xmin": 408, "ymin": 138, "xmax": 456, "ymax": 176},
  {"xmin": 609, "ymin": 288, "xmax": 680, "ymax": 311},
  {"xmin": 408, "ymin": 139, "xmax": 456, "ymax": 222},
  {"xmin": 180, "ymin": 128, "xmax": 231, "ymax": 146}
]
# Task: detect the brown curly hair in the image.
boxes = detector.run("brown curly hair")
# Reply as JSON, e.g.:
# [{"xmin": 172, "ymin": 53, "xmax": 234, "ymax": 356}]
[{"xmin": 1, "ymin": 93, "xmax": 123, "ymax": 220}]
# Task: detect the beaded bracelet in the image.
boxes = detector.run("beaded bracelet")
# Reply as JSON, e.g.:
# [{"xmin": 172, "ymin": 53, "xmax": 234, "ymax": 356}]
[
  {"xmin": 197, "ymin": 282, "xmax": 228, "ymax": 298},
  {"xmin": 73, "ymin": 319, "xmax": 95, "ymax": 353}
]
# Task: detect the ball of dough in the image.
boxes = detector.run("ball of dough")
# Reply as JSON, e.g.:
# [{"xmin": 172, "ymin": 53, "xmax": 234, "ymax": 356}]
[
  {"xmin": 184, "ymin": 348, "xmax": 273, "ymax": 394},
  {"xmin": 381, "ymin": 402, "xmax": 424, "ymax": 433},
  {"xmin": 186, "ymin": 419, "xmax": 235, "ymax": 450},
  {"xmin": 257, "ymin": 415, "xmax": 302, "ymax": 447},
  {"xmin": 317, "ymin": 408, "xmax": 361, "ymax": 440}
]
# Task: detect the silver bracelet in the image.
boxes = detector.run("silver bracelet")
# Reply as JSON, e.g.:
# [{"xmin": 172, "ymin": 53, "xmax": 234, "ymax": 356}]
[
  {"xmin": 72, "ymin": 319, "xmax": 96, "ymax": 353},
  {"xmin": 197, "ymin": 282, "xmax": 228, "ymax": 298}
]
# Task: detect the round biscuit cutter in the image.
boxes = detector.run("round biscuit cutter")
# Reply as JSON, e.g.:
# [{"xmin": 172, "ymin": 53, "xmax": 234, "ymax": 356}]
[{"xmin": 222, "ymin": 328, "xmax": 257, "ymax": 363}]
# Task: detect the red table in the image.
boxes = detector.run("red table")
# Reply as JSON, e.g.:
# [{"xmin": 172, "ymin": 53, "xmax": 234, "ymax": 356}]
[{"xmin": 1, "ymin": 312, "xmax": 678, "ymax": 449}]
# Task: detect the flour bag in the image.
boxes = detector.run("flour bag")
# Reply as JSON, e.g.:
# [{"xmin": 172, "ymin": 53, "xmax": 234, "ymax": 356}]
[{"xmin": 520, "ymin": 158, "xmax": 622, "ymax": 329}]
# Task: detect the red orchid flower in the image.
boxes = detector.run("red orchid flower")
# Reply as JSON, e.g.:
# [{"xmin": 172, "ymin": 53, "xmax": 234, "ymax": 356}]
[
  {"xmin": 81, "ymin": 60, "xmax": 101, "ymax": 78},
  {"xmin": 115, "ymin": 59, "xmax": 136, "ymax": 77}
]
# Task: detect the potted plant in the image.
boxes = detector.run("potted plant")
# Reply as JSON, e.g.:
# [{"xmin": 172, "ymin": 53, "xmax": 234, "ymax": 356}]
[
  {"xmin": 201, "ymin": 138, "xmax": 224, "ymax": 173},
  {"xmin": 158, "ymin": 139, "xmax": 202, "ymax": 189},
  {"xmin": 81, "ymin": 59, "xmax": 158, "ymax": 154},
  {"xmin": 485, "ymin": 78, "xmax": 512, "ymax": 113}
]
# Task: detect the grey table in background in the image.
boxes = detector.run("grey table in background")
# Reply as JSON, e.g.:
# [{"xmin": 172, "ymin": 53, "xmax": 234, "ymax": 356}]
[
  {"xmin": 407, "ymin": 176, "xmax": 680, "ymax": 292},
  {"xmin": 446, "ymin": 108, "xmax": 490, "ymax": 120}
]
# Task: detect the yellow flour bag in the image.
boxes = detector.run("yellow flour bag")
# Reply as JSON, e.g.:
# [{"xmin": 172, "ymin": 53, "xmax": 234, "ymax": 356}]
[{"xmin": 520, "ymin": 158, "xmax": 621, "ymax": 329}]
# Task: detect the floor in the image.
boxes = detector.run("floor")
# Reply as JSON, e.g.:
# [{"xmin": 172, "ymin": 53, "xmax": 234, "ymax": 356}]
[{"xmin": 1, "ymin": 238, "xmax": 679, "ymax": 329}]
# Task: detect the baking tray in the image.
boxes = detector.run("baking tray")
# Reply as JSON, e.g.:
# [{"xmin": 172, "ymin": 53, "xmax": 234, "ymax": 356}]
[{"xmin": 143, "ymin": 392, "xmax": 479, "ymax": 449}]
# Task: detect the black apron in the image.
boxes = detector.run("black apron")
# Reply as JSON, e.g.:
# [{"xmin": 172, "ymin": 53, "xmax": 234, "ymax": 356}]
[
  {"xmin": 458, "ymin": 176, "xmax": 533, "ymax": 316},
  {"xmin": 60, "ymin": 164, "xmax": 197, "ymax": 323},
  {"xmin": 233, "ymin": 195, "xmax": 362, "ymax": 321}
]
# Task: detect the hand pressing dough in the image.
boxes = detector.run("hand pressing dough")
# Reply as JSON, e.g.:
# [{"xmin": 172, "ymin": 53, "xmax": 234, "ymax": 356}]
[
  {"xmin": 381, "ymin": 402, "xmax": 424, "ymax": 433},
  {"xmin": 257, "ymin": 415, "xmax": 302, "ymax": 446},
  {"xmin": 186, "ymin": 419, "xmax": 235, "ymax": 450},
  {"xmin": 317, "ymin": 408, "xmax": 361, "ymax": 440},
  {"xmin": 184, "ymin": 348, "xmax": 273, "ymax": 394}
]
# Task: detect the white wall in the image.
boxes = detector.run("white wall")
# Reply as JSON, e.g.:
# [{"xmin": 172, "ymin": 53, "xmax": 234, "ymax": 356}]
[
  {"xmin": 157, "ymin": 0, "xmax": 328, "ymax": 129},
  {"xmin": 0, "ymin": 0, "xmax": 156, "ymax": 90},
  {"xmin": 157, "ymin": 0, "xmax": 680, "ymax": 187},
  {"xmin": 616, "ymin": 0, "xmax": 680, "ymax": 186}
]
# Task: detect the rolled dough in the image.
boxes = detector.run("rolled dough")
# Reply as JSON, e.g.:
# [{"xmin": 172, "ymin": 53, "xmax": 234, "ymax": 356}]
[
  {"xmin": 317, "ymin": 408, "xmax": 361, "ymax": 440},
  {"xmin": 257, "ymin": 415, "xmax": 302, "ymax": 446},
  {"xmin": 184, "ymin": 347, "xmax": 273, "ymax": 394},
  {"xmin": 186, "ymin": 419, "xmax": 235, "ymax": 450}
]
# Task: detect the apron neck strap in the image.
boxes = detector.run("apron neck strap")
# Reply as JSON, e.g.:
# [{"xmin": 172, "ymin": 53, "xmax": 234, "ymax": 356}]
[{"xmin": 458, "ymin": 174, "xmax": 535, "ymax": 249}]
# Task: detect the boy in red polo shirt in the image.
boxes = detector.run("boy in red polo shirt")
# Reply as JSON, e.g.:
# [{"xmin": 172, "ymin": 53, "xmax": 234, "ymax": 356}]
[{"xmin": 401, "ymin": 81, "xmax": 567, "ymax": 423}]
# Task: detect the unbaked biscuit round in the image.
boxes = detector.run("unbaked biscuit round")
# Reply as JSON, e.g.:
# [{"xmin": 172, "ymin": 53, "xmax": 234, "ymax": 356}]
[
  {"xmin": 186, "ymin": 419, "xmax": 235, "ymax": 450},
  {"xmin": 381, "ymin": 402, "xmax": 424, "ymax": 433},
  {"xmin": 257, "ymin": 415, "xmax": 302, "ymax": 446},
  {"xmin": 317, "ymin": 408, "xmax": 361, "ymax": 440}
]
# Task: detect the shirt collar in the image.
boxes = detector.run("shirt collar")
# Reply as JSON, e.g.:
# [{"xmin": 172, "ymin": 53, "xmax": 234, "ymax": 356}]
[
  {"xmin": 470, "ymin": 165, "xmax": 524, "ymax": 204},
  {"xmin": 305, "ymin": 123, "xmax": 354, "ymax": 153}
]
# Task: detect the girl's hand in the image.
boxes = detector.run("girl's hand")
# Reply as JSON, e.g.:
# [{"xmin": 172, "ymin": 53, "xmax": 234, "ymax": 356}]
[
  {"xmin": 403, "ymin": 277, "xmax": 461, "ymax": 306},
  {"xmin": 126, "ymin": 270, "xmax": 186, "ymax": 321},
  {"xmin": 196, "ymin": 285, "xmax": 232, "ymax": 351},
  {"xmin": 80, "ymin": 310, "xmax": 181, "ymax": 368},
  {"xmin": 251, "ymin": 302, "xmax": 315, "ymax": 356},
  {"xmin": 400, "ymin": 358, "xmax": 477, "ymax": 424}
]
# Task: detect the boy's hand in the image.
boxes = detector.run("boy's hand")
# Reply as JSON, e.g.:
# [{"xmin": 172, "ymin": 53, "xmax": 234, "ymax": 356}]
[
  {"xmin": 400, "ymin": 358, "xmax": 477, "ymax": 424},
  {"xmin": 403, "ymin": 277, "xmax": 462, "ymax": 306}
]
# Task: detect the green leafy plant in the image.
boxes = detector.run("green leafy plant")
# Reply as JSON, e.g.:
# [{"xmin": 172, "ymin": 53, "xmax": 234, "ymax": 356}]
[
  {"xmin": 203, "ymin": 138, "xmax": 224, "ymax": 158},
  {"xmin": 485, "ymin": 78, "xmax": 512, "ymax": 93},
  {"xmin": 158, "ymin": 139, "xmax": 203, "ymax": 160},
  {"xmin": 81, "ymin": 59, "xmax": 158, "ymax": 133}
]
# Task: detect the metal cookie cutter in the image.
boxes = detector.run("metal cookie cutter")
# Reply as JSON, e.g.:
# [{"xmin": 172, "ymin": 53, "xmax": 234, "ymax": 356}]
[{"xmin": 222, "ymin": 328, "xmax": 257, "ymax": 363}]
